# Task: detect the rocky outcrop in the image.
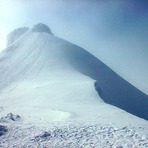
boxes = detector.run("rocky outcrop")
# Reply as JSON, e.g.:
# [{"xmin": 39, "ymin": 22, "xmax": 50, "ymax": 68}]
[
  {"xmin": 0, "ymin": 113, "xmax": 21, "ymax": 123},
  {"xmin": 0, "ymin": 125, "xmax": 7, "ymax": 137}
]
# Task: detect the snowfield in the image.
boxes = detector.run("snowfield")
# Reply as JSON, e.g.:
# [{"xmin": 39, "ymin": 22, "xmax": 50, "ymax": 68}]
[{"xmin": 0, "ymin": 24, "xmax": 148, "ymax": 147}]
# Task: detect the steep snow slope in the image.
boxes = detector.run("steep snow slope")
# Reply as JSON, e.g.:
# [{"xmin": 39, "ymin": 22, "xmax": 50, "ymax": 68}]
[{"xmin": 0, "ymin": 24, "xmax": 148, "ymax": 125}]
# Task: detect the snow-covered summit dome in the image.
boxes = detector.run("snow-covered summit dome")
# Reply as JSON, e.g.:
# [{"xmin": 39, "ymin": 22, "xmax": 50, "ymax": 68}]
[
  {"xmin": 7, "ymin": 23, "xmax": 53, "ymax": 47},
  {"xmin": 31, "ymin": 23, "xmax": 53, "ymax": 34}
]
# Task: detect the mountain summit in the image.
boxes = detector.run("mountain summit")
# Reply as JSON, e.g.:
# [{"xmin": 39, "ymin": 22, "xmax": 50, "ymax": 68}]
[{"xmin": 31, "ymin": 23, "xmax": 53, "ymax": 34}]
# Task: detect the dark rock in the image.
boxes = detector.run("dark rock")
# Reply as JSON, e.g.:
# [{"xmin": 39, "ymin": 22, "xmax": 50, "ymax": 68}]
[
  {"xmin": 41, "ymin": 132, "xmax": 51, "ymax": 138},
  {"xmin": 33, "ymin": 131, "xmax": 52, "ymax": 142},
  {"xmin": 0, "ymin": 125, "xmax": 8, "ymax": 136},
  {"xmin": 0, "ymin": 113, "xmax": 21, "ymax": 122}
]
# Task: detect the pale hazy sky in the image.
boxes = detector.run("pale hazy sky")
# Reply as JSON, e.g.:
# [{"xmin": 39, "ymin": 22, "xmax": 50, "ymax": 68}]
[{"xmin": 0, "ymin": 0, "xmax": 148, "ymax": 93}]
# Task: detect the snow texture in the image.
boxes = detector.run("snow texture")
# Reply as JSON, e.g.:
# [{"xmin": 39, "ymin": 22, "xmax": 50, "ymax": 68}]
[{"xmin": 0, "ymin": 123, "xmax": 148, "ymax": 147}]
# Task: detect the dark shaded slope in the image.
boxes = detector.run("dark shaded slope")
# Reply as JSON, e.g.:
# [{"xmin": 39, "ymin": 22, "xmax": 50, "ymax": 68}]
[{"xmin": 63, "ymin": 43, "xmax": 148, "ymax": 120}]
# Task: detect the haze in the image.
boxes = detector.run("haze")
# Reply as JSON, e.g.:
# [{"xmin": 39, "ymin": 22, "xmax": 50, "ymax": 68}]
[{"xmin": 0, "ymin": 0, "xmax": 147, "ymax": 94}]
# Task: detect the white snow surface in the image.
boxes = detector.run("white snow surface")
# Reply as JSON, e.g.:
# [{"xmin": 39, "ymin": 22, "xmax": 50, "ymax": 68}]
[
  {"xmin": 6, "ymin": 27, "xmax": 29, "ymax": 47},
  {"xmin": 0, "ymin": 29, "xmax": 148, "ymax": 147}
]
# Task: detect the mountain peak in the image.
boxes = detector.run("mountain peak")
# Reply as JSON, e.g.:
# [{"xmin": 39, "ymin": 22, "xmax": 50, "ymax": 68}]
[
  {"xmin": 7, "ymin": 23, "xmax": 53, "ymax": 46},
  {"xmin": 31, "ymin": 23, "xmax": 53, "ymax": 34}
]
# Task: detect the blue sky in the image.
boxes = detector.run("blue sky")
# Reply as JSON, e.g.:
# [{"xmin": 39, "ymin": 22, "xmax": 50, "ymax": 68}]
[
  {"xmin": 0, "ymin": 0, "xmax": 147, "ymax": 51},
  {"xmin": 0, "ymin": 0, "xmax": 147, "ymax": 93}
]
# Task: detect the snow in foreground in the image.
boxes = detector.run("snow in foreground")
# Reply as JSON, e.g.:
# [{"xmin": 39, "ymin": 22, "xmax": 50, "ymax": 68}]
[{"xmin": 0, "ymin": 121, "xmax": 148, "ymax": 147}]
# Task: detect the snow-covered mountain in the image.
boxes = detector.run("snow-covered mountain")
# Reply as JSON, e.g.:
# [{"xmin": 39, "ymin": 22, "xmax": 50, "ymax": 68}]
[
  {"xmin": 0, "ymin": 23, "xmax": 148, "ymax": 120},
  {"xmin": 0, "ymin": 23, "xmax": 148, "ymax": 147}
]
